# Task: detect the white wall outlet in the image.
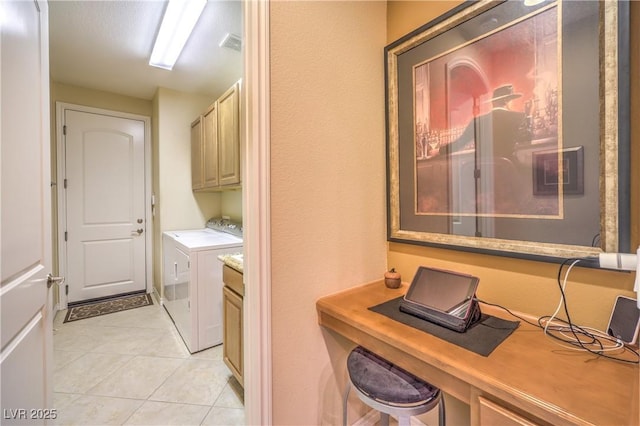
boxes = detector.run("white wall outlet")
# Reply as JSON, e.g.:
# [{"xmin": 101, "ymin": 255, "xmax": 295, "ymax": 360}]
[{"xmin": 599, "ymin": 253, "xmax": 638, "ymax": 271}]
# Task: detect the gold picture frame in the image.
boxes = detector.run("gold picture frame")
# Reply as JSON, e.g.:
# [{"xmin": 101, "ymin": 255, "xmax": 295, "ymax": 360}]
[{"xmin": 385, "ymin": 0, "xmax": 630, "ymax": 260}]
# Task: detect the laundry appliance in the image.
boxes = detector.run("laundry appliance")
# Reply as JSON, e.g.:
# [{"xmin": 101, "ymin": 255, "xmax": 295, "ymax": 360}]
[{"xmin": 162, "ymin": 218, "xmax": 242, "ymax": 353}]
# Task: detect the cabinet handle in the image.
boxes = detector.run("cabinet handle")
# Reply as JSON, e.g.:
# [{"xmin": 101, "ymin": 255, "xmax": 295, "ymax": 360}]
[{"xmin": 174, "ymin": 262, "xmax": 178, "ymax": 280}]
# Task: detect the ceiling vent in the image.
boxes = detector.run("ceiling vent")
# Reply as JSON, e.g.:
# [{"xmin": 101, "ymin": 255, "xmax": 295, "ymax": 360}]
[{"xmin": 220, "ymin": 33, "xmax": 242, "ymax": 52}]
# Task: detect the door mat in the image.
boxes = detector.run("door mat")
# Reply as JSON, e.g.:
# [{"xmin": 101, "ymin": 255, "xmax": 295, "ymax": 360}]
[{"xmin": 64, "ymin": 292, "xmax": 153, "ymax": 323}]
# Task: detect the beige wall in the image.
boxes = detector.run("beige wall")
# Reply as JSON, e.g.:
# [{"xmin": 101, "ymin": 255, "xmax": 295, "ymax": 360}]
[
  {"xmin": 267, "ymin": 2, "xmax": 637, "ymax": 425},
  {"xmin": 221, "ymin": 190, "xmax": 242, "ymax": 223},
  {"xmin": 50, "ymin": 82, "xmax": 153, "ymax": 117},
  {"xmin": 152, "ymin": 87, "xmax": 223, "ymax": 298},
  {"xmin": 49, "ymin": 82, "xmax": 243, "ymax": 303},
  {"xmin": 154, "ymin": 87, "xmax": 220, "ymax": 230},
  {"xmin": 49, "ymin": 83, "xmax": 154, "ymax": 304},
  {"xmin": 269, "ymin": 2, "xmax": 388, "ymax": 424},
  {"xmin": 386, "ymin": 1, "xmax": 639, "ymax": 332},
  {"xmin": 385, "ymin": 3, "xmax": 640, "ymax": 422},
  {"xmin": 387, "ymin": 0, "xmax": 460, "ymax": 42}
]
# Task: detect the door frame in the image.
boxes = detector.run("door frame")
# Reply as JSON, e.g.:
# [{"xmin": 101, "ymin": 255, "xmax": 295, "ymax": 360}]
[
  {"xmin": 55, "ymin": 102, "xmax": 153, "ymax": 310},
  {"xmin": 243, "ymin": 0, "xmax": 273, "ymax": 424}
]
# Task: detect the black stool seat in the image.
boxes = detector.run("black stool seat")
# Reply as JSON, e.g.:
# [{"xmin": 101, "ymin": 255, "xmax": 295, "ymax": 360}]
[{"xmin": 347, "ymin": 346, "xmax": 439, "ymax": 406}]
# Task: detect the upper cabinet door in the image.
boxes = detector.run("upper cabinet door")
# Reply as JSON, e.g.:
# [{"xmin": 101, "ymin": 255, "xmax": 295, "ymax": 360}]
[
  {"xmin": 203, "ymin": 102, "xmax": 220, "ymax": 188},
  {"xmin": 217, "ymin": 82, "xmax": 241, "ymax": 187},
  {"xmin": 191, "ymin": 116, "xmax": 204, "ymax": 190},
  {"xmin": 191, "ymin": 80, "xmax": 241, "ymax": 192}
]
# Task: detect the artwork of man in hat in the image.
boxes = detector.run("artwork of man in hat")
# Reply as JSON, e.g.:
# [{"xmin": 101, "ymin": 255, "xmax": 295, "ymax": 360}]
[{"xmin": 438, "ymin": 84, "xmax": 530, "ymax": 160}]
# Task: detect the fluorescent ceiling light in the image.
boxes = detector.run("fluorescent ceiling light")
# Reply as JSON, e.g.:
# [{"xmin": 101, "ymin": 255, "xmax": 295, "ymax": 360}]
[{"xmin": 149, "ymin": 0, "xmax": 206, "ymax": 70}]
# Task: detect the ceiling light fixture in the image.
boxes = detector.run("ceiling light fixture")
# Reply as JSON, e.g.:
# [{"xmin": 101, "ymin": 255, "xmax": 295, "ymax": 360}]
[{"xmin": 149, "ymin": 0, "xmax": 206, "ymax": 70}]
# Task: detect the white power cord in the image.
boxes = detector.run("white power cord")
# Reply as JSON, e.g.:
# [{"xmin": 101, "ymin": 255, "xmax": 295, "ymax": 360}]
[
  {"xmin": 542, "ymin": 259, "xmax": 580, "ymax": 338},
  {"xmin": 543, "ymin": 259, "xmax": 624, "ymax": 353}
]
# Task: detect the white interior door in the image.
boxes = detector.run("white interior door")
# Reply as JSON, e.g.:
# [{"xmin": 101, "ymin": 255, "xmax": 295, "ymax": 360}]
[
  {"xmin": 1, "ymin": 0, "xmax": 54, "ymax": 422},
  {"xmin": 63, "ymin": 109, "xmax": 147, "ymax": 303}
]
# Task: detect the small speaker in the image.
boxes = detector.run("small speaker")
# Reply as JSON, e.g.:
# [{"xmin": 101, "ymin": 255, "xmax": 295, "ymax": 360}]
[{"xmin": 606, "ymin": 295, "xmax": 640, "ymax": 345}]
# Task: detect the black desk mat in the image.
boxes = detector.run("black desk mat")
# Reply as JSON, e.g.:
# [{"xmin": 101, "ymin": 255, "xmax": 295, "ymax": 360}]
[{"xmin": 369, "ymin": 297, "xmax": 519, "ymax": 357}]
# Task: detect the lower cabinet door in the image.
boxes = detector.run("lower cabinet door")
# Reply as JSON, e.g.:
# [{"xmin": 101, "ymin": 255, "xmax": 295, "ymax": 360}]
[
  {"xmin": 223, "ymin": 286, "xmax": 243, "ymax": 387},
  {"xmin": 478, "ymin": 397, "xmax": 540, "ymax": 426}
]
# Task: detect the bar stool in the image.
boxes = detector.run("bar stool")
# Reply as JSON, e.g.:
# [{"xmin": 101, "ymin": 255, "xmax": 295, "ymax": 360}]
[{"xmin": 343, "ymin": 346, "xmax": 445, "ymax": 426}]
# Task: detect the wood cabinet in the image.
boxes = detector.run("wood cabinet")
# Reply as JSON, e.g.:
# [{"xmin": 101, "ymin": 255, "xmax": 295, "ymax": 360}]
[
  {"xmin": 222, "ymin": 264, "xmax": 243, "ymax": 387},
  {"xmin": 191, "ymin": 81, "xmax": 240, "ymax": 191},
  {"xmin": 476, "ymin": 396, "xmax": 541, "ymax": 426},
  {"xmin": 217, "ymin": 83, "xmax": 240, "ymax": 186},
  {"xmin": 190, "ymin": 116, "xmax": 203, "ymax": 190},
  {"xmin": 202, "ymin": 102, "xmax": 219, "ymax": 188}
]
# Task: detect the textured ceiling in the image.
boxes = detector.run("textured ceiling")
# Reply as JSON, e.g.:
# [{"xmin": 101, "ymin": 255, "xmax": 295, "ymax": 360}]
[{"xmin": 49, "ymin": 0, "xmax": 243, "ymax": 100}]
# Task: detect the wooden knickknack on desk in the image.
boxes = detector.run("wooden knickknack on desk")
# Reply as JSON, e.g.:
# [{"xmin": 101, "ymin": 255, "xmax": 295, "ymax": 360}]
[{"xmin": 317, "ymin": 281, "xmax": 639, "ymax": 426}]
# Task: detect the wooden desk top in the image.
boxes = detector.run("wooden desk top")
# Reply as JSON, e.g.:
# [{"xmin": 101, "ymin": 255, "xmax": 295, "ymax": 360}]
[{"xmin": 317, "ymin": 280, "xmax": 639, "ymax": 426}]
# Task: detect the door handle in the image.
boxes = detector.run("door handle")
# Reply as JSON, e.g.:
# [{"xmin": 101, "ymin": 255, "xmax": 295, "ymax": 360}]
[
  {"xmin": 47, "ymin": 274, "xmax": 65, "ymax": 289},
  {"xmin": 132, "ymin": 228, "xmax": 144, "ymax": 236}
]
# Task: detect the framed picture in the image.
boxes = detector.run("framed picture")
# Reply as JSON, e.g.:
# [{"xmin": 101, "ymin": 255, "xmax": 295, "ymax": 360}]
[
  {"xmin": 532, "ymin": 146, "xmax": 584, "ymax": 196},
  {"xmin": 385, "ymin": 0, "xmax": 630, "ymax": 260}
]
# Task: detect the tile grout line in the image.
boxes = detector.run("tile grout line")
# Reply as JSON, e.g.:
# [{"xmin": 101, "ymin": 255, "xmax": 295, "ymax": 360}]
[{"xmin": 52, "ymin": 302, "xmax": 244, "ymax": 425}]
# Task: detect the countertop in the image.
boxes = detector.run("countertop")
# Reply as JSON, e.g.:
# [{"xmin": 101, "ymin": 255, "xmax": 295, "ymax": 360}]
[
  {"xmin": 218, "ymin": 253, "xmax": 243, "ymax": 273},
  {"xmin": 317, "ymin": 280, "xmax": 639, "ymax": 426}
]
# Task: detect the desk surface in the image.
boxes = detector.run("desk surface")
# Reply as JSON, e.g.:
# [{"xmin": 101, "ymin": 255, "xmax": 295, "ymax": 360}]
[{"xmin": 317, "ymin": 280, "xmax": 639, "ymax": 426}]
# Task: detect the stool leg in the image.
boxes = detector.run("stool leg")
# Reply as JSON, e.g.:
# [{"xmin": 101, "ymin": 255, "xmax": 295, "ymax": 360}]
[
  {"xmin": 397, "ymin": 415, "xmax": 411, "ymax": 426},
  {"xmin": 343, "ymin": 381, "xmax": 351, "ymax": 426},
  {"xmin": 380, "ymin": 412, "xmax": 390, "ymax": 426},
  {"xmin": 438, "ymin": 394, "xmax": 446, "ymax": 426}
]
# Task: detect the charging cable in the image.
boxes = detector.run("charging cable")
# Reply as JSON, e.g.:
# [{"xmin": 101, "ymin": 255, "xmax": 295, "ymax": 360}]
[
  {"xmin": 540, "ymin": 258, "xmax": 639, "ymax": 363},
  {"xmin": 480, "ymin": 258, "xmax": 639, "ymax": 364}
]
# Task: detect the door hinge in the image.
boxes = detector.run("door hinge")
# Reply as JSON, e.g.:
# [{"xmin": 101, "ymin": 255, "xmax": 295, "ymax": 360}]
[
  {"xmin": 187, "ymin": 261, "xmax": 190, "ymax": 269},
  {"xmin": 63, "ymin": 125, "xmax": 67, "ymax": 135},
  {"xmin": 64, "ymin": 231, "xmax": 68, "ymax": 242},
  {"xmin": 64, "ymin": 178, "xmax": 67, "ymax": 189},
  {"xmin": 65, "ymin": 285, "xmax": 69, "ymax": 296},
  {"xmin": 474, "ymin": 169, "xmax": 481, "ymax": 179}
]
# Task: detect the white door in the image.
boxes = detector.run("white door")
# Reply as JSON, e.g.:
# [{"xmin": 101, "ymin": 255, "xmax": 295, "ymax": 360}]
[
  {"xmin": 1, "ymin": 0, "xmax": 54, "ymax": 422},
  {"xmin": 63, "ymin": 110, "xmax": 147, "ymax": 303}
]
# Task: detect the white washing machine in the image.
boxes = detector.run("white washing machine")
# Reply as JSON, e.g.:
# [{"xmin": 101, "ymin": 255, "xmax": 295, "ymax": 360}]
[{"xmin": 162, "ymin": 219, "xmax": 242, "ymax": 353}]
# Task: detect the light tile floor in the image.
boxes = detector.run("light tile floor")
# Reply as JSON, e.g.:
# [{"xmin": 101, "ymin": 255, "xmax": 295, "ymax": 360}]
[{"xmin": 52, "ymin": 295, "xmax": 244, "ymax": 426}]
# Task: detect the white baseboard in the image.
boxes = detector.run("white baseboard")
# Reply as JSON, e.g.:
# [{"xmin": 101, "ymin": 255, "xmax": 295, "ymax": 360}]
[
  {"xmin": 52, "ymin": 303, "xmax": 60, "ymax": 320},
  {"xmin": 151, "ymin": 288, "xmax": 164, "ymax": 305}
]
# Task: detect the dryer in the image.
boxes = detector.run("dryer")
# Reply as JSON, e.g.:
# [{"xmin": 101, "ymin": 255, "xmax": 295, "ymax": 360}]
[{"xmin": 162, "ymin": 219, "xmax": 242, "ymax": 353}]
